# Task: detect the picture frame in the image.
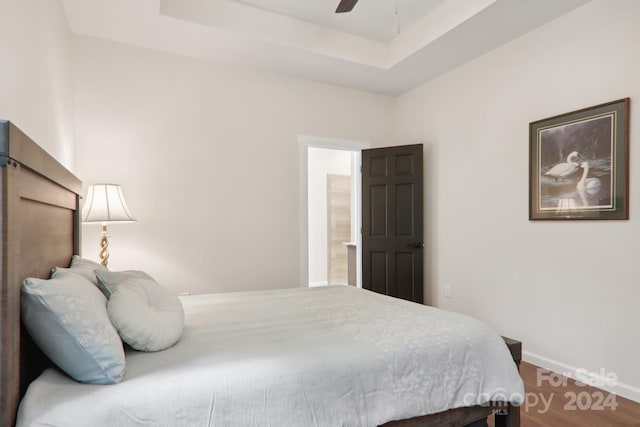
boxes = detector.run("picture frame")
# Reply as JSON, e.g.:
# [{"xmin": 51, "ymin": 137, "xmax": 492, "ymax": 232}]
[{"xmin": 529, "ymin": 98, "xmax": 629, "ymax": 220}]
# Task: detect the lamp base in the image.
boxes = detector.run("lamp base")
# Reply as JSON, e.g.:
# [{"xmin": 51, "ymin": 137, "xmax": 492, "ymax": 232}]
[{"xmin": 99, "ymin": 224, "xmax": 110, "ymax": 268}]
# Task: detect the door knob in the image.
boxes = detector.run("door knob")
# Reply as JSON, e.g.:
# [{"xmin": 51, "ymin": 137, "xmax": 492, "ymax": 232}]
[{"xmin": 409, "ymin": 241, "xmax": 424, "ymax": 248}]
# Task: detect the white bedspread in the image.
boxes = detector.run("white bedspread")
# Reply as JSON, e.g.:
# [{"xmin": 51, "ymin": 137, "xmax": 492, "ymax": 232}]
[{"xmin": 17, "ymin": 286, "xmax": 524, "ymax": 426}]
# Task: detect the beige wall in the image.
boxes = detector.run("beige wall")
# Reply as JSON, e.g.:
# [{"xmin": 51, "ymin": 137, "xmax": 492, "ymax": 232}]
[
  {"xmin": 72, "ymin": 35, "xmax": 395, "ymax": 294},
  {"xmin": 0, "ymin": 0, "xmax": 75, "ymax": 168},
  {"xmin": 394, "ymin": 0, "xmax": 640, "ymax": 401}
]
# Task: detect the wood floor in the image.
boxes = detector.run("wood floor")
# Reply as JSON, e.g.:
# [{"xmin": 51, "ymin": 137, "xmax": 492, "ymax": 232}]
[{"xmin": 488, "ymin": 362, "xmax": 640, "ymax": 427}]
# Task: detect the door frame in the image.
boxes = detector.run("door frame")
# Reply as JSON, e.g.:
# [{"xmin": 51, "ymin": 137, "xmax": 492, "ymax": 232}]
[{"xmin": 298, "ymin": 135, "xmax": 370, "ymax": 288}]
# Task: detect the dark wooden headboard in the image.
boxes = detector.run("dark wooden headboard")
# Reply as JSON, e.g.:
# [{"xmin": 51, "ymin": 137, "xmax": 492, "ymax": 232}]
[{"xmin": 0, "ymin": 120, "xmax": 82, "ymax": 427}]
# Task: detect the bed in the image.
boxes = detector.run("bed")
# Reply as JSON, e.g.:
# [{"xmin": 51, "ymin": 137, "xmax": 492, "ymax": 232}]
[{"xmin": 0, "ymin": 120, "xmax": 523, "ymax": 427}]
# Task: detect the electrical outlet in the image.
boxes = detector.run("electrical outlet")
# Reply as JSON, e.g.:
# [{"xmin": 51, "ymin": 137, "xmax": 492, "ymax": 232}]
[{"xmin": 445, "ymin": 285, "xmax": 452, "ymax": 298}]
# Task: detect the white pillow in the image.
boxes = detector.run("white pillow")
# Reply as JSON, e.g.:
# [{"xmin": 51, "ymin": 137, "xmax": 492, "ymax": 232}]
[
  {"xmin": 21, "ymin": 270, "xmax": 125, "ymax": 384},
  {"xmin": 107, "ymin": 277, "xmax": 184, "ymax": 352}
]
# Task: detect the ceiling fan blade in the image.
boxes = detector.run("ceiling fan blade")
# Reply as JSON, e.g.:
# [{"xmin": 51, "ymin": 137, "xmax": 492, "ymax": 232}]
[{"xmin": 335, "ymin": 0, "xmax": 358, "ymax": 13}]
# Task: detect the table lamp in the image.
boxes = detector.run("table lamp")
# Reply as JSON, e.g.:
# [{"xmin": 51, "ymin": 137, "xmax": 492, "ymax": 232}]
[{"xmin": 82, "ymin": 183, "xmax": 136, "ymax": 267}]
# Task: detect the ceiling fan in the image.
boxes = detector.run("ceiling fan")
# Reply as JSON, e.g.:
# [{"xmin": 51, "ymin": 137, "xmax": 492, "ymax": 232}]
[{"xmin": 335, "ymin": 0, "xmax": 359, "ymax": 13}]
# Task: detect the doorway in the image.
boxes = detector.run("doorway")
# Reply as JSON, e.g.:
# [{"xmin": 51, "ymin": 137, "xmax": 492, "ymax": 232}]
[
  {"xmin": 299, "ymin": 139, "xmax": 425, "ymax": 303},
  {"xmin": 299, "ymin": 136, "xmax": 369, "ymax": 289}
]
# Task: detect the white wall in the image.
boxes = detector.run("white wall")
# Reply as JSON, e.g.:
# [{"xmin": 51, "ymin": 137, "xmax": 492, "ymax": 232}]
[
  {"xmin": 72, "ymin": 35, "xmax": 395, "ymax": 294},
  {"xmin": 0, "ymin": 0, "xmax": 75, "ymax": 168},
  {"xmin": 307, "ymin": 147, "xmax": 352, "ymax": 285},
  {"xmin": 394, "ymin": 0, "xmax": 640, "ymax": 400}
]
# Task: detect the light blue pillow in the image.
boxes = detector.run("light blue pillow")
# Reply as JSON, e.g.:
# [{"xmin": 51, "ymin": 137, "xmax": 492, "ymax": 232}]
[
  {"xmin": 21, "ymin": 270, "xmax": 125, "ymax": 384},
  {"xmin": 94, "ymin": 269, "xmax": 154, "ymax": 298},
  {"xmin": 52, "ymin": 255, "xmax": 107, "ymax": 286}
]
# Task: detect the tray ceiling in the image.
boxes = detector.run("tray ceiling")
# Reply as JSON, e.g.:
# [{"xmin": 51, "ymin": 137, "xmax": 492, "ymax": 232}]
[{"xmin": 62, "ymin": 0, "xmax": 590, "ymax": 95}]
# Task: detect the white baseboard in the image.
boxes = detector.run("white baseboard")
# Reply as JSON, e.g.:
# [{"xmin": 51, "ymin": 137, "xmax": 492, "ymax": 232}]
[
  {"xmin": 308, "ymin": 281, "xmax": 328, "ymax": 287},
  {"xmin": 523, "ymin": 351, "xmax": 640, "ymax": 403}
]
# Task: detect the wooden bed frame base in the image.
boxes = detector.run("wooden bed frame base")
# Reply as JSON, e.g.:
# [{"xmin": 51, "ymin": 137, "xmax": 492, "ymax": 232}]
[
  {"xmin": 0, "ymin": 120, "xmax": 520, "ymax": 427},
  {"xmin": 384, "ymin": 403, "xmax": 518, "ymax": 427}
]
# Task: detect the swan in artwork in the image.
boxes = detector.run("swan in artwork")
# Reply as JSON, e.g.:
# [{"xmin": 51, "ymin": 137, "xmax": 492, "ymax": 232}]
[
  {"xmin": 577, "ymin": 161, "xmax": 602, "ymax": 195},
  {"xmin": 544, "ymin": 151, "xmax": 580, "ymax": 181}
]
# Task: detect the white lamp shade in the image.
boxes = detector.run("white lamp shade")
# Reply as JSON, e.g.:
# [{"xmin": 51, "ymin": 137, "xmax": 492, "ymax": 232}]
[{"xmin": 82, "ymin": 184, "xmax": 136, "ymax": 224}]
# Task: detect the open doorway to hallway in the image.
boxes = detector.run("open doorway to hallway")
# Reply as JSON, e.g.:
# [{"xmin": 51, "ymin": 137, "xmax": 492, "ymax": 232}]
[
  {"xmin": 307, "ymin": 147, "xmax": 359, "ymax": 286},
  {"xmin": 300, "ymin": 135, "xmax": 368, "ymax": 289}
]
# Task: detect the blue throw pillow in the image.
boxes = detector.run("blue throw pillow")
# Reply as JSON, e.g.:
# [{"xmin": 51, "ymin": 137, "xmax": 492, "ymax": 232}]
[
  {"xmin": 22, "ymin": 270, "xmax": 125, "ymax": 384},
  {"xmin": 51, "ymin": 255, "xmax": 107, "ymax": 287}
]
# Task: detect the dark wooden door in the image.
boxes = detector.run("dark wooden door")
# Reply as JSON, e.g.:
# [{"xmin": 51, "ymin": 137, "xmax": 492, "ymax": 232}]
[{"xmin": 362, "ymin": 144, "xmax": 423, "ymax": 303}]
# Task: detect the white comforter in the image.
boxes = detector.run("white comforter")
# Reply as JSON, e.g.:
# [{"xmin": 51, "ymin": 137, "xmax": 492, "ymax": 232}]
[{"xmin": 17, "ymin": 286, "xmax": 524, "ymax": 426}]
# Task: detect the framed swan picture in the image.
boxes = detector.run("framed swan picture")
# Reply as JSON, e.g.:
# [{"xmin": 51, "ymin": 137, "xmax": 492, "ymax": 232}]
[{"xmin": 529, "ymin": 98, "xmax": 629, "ymax": 220}]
